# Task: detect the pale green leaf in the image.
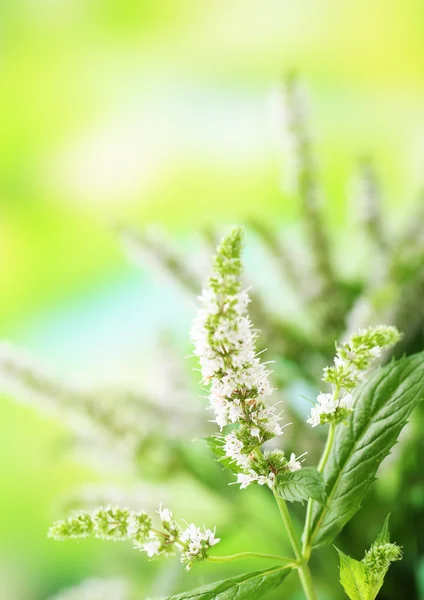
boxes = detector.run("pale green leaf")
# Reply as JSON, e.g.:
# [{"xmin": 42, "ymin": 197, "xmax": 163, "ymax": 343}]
[
  {"xmin": 277, "ymin": 467, "xmax": 326, "ymax": 504},
  {"xmin": 366, "ymin": 571, "xmax": 387, "ymax": 600},
  {"xmin": 336, "ymin": 548, "xmax": 368, "ymax": 600},
  {"xmin": 309, "ymin": 353, "xmax": 424, "ymax": 549},
  {"xmin": 204, "ymin": 435, "xmax": 239, "ymax": 474},
  {"xmin": 167, "ymin": 566, "xmax": 291, "ymax": 600}
]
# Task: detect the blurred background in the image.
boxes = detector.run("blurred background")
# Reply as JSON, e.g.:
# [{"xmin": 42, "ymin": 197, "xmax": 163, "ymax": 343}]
[{"xmin": 1, "ymin": 1, "xmax": 424, "ymax": 599}]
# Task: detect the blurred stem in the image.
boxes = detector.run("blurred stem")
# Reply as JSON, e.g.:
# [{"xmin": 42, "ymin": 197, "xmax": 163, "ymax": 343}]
[
  {"xmin": 356, "ymin": 158, "xmax": 388, "ymax": 256},
  {"xmin": 249, "ymin": 219, "xmax": 302, "ymax": 294},
  {"xmin": 207, "ymin": 552, "xmax": 295, "ymax": 564},
  {"xmin": 119, "ymin": 226, "xmax": 200, "ymax": 295},
  {"xmin": 273, "ymin": 492, "xmax": 317, "ymax": 600},
  {"xmin": 302, "ymin": 422, "xmax": 335, "ymax": 559}
]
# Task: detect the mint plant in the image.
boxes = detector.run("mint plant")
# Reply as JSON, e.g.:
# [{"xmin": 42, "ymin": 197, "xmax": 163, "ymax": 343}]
[
  {"xmin": 336, "ymin": 516, "xmax": 402, "ymax": 600},
  {"xmin": 48, "ymin": 227, "xmax": 424, "ymax": 599}
]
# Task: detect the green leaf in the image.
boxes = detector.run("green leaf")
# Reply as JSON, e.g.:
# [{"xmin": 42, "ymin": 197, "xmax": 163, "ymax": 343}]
[
  {"xmin": 166, "ymin": 566, "xmax": 291, "ymax": 600},
  {"xmin": 309, "ymin": 352, "xmax": 424, "ymax": 549},
  {"xmin": 374, "ymin": 514, "xmax": 390, "ymax": 546},
  {"xmin": 204, "ymin": 435, "xmax": 239, "ymax": 474},
  {"xmin": 366, "ymin": 571, "xmax": 387, "ymax": 600},
  {"xmin": 336, "ymin": 548, "xmax": 368, "ymax": 600},
  {"xmin": 277, "ymin": 467, "xmax": 326, "ymax": 504}
]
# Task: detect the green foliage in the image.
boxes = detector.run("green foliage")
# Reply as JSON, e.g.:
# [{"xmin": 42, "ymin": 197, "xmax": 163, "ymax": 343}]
[
  {"xmin": 336, "ymin": 549, "xmax": 369, "ymax": 600},
  {"xmin": 336, "ymin": 516, "xmax": 402, "ymax": 600},
  {"xmin": 276, "ymin": 467, "xmax": 326, "ymax": 504},
  {"xmin": 309, "ymin": 353, "xmax": 424, "ymax": 549},
  {"xmin": 166, "ymin": 566, "xmax": 291, "ymax": 600}
]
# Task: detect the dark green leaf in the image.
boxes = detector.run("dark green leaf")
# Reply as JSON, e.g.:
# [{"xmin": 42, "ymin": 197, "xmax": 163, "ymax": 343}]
[
  {"xmin": 277, "ymin": 467, "xmax": 326, "ymax": 504},
  {"xmin": 309, "ymin": 353, "xmax": 424, "ymax": 549},
  {"xmin": 336, "ymin": 548, "xmax": 368, "ymax": 600},
  {"xmin": 167, "ymin": 566, "xmax": 291, "ymax": 600}
]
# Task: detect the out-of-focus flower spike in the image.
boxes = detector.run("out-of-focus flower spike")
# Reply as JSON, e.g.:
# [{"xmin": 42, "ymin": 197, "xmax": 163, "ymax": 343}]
[
  {"xmin": 351, "ymin": 157, "xmax": 388, "ymax": 255},
  {"xmin": 0, "ymin": 342, "xmax": 200, "ymax": 472},
  {"xmin": 275, "ymin": 73, "xmax": 336, "ymax": 303},
  {"xmin": 119, "ymin": 225, "xmax": 200, "ymax": 295}
]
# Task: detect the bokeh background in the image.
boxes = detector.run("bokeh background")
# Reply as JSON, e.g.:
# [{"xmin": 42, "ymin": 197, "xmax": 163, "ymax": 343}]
[{"xmin": 2, "ymin": 1, "xmax": 424, "ymax": 599}]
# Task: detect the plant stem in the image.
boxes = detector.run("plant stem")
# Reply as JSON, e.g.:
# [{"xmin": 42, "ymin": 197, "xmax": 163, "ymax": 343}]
[
  {"xmin": 302, "ymin": 422, "xmax": 336, "ymax": 558},
  {"xmin": 207, "ymin": 552, "xmax": 295, "ymax": 564},
  {"xmin": 317, "ymin": 422, "xmax": 336, "ymax": 473},
  {"xmin": 273, "ymin": 492, "xmax": 317, "ymax": 600},
  {"xmin": 273, "ymin": 492, "xmax": 302, "ymax": 560}
]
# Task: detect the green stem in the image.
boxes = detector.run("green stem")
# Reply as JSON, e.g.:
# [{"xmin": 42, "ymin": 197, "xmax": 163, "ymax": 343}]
[
  {"xmin": 317, "ymin": 422, "xmax": 336, "ymax": 473},
  {"xmin": 302, "ymin": 422, "xmax": 336, "ymax": 558},
  {"xmin": 207, "ymin": 552, "xmax": 295, "ymax": 564},
  {"xmin": 273, "ymin": 492, "xmax": 317, "ymax": 600},
  {"xmin": 273, "ymin": 492, "xmax": 302, "ymax": 560}
]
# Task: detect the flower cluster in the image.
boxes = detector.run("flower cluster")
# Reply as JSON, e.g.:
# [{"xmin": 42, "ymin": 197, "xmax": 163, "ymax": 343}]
[
  {"xmin": 236, "ymin": 449, "xmax": 303, "ymax": 490},
  {"xmin": 191, "ymin": 228, "xmax": 287, "ymax": 479},
  {"xmin": 362, "ymin": 542, "xmax": 402, "ymax": 576},
  {"xmin": 177, "ymin": 523, "xmax": 220, "ymax": 570},
  {"xmin": 307, "ymin": 325, "xmax": 401, "ymax": 427},
  {"xmin": 48, "ymin": 505, "xmax": 219, "ymax": 571}
]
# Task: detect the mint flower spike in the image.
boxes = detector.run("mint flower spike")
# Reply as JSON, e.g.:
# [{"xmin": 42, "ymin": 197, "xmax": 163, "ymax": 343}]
[
  {"xmin": 236, "ymin": 450, "xmax": 304, "ymax": 490},
  {"xmin": 48, "ymin": 505, "xmax": 219, "ymax": 571},
  {"xmin": 307, "ymin": 325, "xmax": 401, "ymax": 427},
  {"xmin": 362, "ymin": 541, "xmax": 402, "ymax": 575},
  {"xmin": 48, "ymin": 511, "xmax": 95, "ymax": 540},
  {"xmin": 191, "ymin": 227, "xmax": 294, "ymax": 485}
]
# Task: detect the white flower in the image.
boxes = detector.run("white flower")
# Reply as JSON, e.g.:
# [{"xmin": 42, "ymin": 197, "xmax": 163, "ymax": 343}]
[
  {"xmin": 206, "ymin": 529, "xmax": 220, "ymax": 547},
  {"xmin": 237, "ymin": 469, "xmax": 277, "ymax": 490},
  {"xmin": 307, "ymin": 390, "xmax": 356, "ymax": 427},
  {"xmin": 257, "ymin": 472, "xmax": 276, "ymax": 487},
  {"xmin": 237, "ymin": 473, "xmax": 255, "ymax": 489},
  {"xmin": 142, "ymin": 537, "xmax": 161, "ymax": 558},
  {"xmin": 287, "ymin": 453, "xmax": 302, "ymax": 472},
  {"xmin": 250, "ymin": 427, "xmax": 261, "ymax": 439},
  {"xmin": 339, "ymin": 393, "xmax": 354, "ymax": 410},
  {"xmin": 158, "ymin": 505, "xmax": 172, "ymax": 524},
  {"xmin": 223, "ymin": 431, "xmax": 250, "ymax": 468},
  {"xmin": 178, "ymin": 524, "xmax": 220, "ymax": 569},
  {"xmin": 228, "ymin": 402, "xmax": 243, "ymax": 423},
  {"xmin": 307, "ymin": 406, "xmax": 321, "ymax": 428},
  {"xmin": 317, "ymin": 393, "xmax": 337, "ymax": 414}
]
